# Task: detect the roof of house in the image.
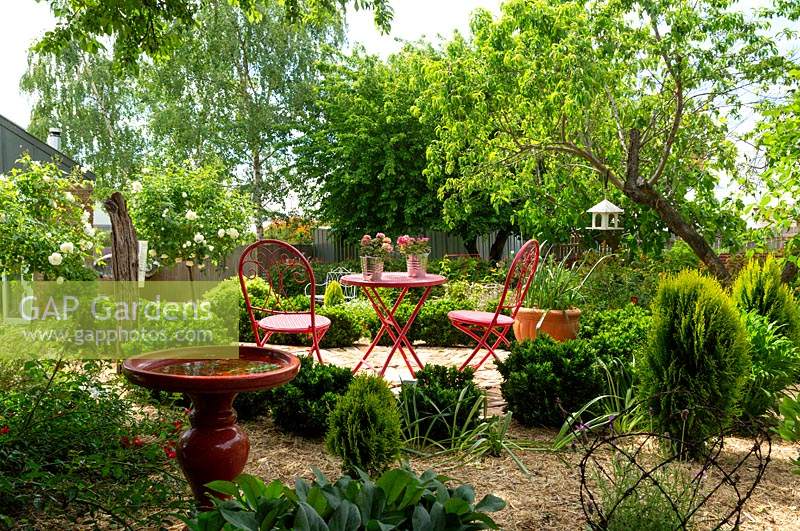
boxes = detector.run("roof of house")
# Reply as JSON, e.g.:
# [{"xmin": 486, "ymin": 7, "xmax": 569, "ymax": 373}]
[{"xmin": 0, "ymin": 113, "xmax": 95, "ymax": 180}]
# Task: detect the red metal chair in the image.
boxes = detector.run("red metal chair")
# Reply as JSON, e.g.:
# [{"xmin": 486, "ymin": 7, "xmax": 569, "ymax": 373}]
[
  {"xmin": 448, "ymin": 239, "xmax": 540, "ymax": 371},
  {"xmin": 238, "ymin": 240, "xmax": 329, "ymax": 362}
]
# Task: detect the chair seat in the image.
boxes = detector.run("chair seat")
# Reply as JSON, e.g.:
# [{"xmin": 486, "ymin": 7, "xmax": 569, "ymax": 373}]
[
  {"xmin": 448, "ymin": 310, "xmax": 514, "ymax": 327},
  {"xmin": 258, "ymin": 313, "xmax": 331, "ymax": 333}
]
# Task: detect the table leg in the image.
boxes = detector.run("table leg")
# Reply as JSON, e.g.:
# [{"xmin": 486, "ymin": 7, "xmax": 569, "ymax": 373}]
[
  {"xmin": 375, "ymin": 286, "xmax": 433, "ymax": 375},
  {"xmin": 352, "ymin": 287, "xmax": 409, "ymax": 374}
]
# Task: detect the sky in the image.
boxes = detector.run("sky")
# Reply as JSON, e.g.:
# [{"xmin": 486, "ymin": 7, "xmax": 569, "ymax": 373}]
[{"xmin": 0, "ymin": 0, "xmax": 502, "ymax": 129}]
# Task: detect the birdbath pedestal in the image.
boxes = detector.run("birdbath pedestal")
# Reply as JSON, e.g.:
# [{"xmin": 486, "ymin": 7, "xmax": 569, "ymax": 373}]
[{"xmin": 122, "ymin": 345, "xmax": 300, "ymax": 507}]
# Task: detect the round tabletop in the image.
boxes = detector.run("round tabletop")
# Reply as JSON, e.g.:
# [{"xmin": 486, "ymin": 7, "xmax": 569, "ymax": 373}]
[{"xmin": 340, "ymin": 272, "xmax": 447, "ymax": 288}]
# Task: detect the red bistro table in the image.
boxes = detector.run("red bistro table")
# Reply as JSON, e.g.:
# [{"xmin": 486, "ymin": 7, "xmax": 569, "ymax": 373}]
[{"xmin": 340, "ymin": 272, "xmax": 447, "ymax": 377}]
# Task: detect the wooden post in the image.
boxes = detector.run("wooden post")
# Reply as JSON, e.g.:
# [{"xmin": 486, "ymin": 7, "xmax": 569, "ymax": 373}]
[
  {"xmin": 103, "ymin": 192, "xmax": 139, "ymax": 281},
  {"xmin": 103, "ymin": 192, "xmax": 139, "ymax": 365}
]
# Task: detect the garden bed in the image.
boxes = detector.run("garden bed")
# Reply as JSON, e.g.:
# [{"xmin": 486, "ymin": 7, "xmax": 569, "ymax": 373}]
[{"xmin": 238, "ymin": 415, "xmax": 800, "ymax": 531}]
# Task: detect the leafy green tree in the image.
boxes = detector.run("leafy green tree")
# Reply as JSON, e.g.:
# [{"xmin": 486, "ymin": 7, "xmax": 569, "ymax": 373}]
[
  {"xmin": 420, "ymin": 0, "xmax": 786, "ymax": 277},
  {"xmin": 35, "ymin": 0, "xmax": 393, "ymax": 68},
  {"xmin": 0, "ymin": 156, "xmax": 102, "ymax": 280},
  {"xmin": 22, "ymin": 46, "xmax": 147, "ymax": 192},
  {"xmin": 749, "ymin": 69, "xmax": 800, "ymax": 270},
  {"xmin": 127, "ymin": 163, "xmax": 253, "ymax": 277},
  {"xmin": 295, "ymin": 46, "xmax": 443, "ymax": 242},
  {"xmin": 142, "ymin": 0, "xmax": 340, "ymax": 214}
]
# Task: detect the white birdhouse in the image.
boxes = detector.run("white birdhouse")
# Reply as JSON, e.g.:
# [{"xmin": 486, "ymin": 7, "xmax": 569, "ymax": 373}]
[{"xmin": 587, "ymin": 199, "xmax": 623, "ymax": 231}]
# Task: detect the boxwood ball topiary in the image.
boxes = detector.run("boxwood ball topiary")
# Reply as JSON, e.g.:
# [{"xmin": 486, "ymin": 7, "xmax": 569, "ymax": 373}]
[
  {"xmin": 732, "ymin": 256, "xmax": 800, "ymax": 344},
  {"xmin": 325, "ymin": 375, "xmax": 402, "ymax": 476},
  {"xmin": 639, "ymin": 270, "xmax": 750, "ymax": 457}
]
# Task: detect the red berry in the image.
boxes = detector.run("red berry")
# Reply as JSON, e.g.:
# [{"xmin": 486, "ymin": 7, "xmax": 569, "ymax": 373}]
[
  {"xmin": 0, "ymin": 426, "xmax": 9, "ymax": 435},
  {"xmin": 163, "ymin": 446, "xmax": 177, "ymax": 459},
  {"xmin": 172, "ymin": 420, "xmax": 183, "ymax": 432},
  {"xmin": 120, "ymin": 436, "xmax": 130, "ymax": 448},
  {"xmin": 132, "ymin": 436, "xmax": 144, "ymax": 447}
]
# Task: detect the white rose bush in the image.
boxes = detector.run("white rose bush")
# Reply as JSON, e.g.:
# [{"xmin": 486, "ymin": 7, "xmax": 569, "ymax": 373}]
[
  {"xmin": 128, "ymin": 163, "xmax": 252, "ymax": 274},
  {"xmin": 0, "ymin": 156, "xmax": 102, "ymax": 280}
]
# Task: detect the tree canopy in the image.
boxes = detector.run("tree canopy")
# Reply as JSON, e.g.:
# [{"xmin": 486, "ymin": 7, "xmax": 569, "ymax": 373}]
[
  {"xmin": 36, "ymin": 0, "xmax": 393, "ymax": 68},
  {"xmin": 418, "ymin": 0, "xmax": 790, "ymax": 276}
]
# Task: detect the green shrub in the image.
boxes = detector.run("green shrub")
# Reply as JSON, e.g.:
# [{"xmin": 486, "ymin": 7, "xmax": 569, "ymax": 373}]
[
  {"xmin": 639, "ymin": 270, "xmax": 750, "ymax": 456},
  {"xmin": 497, "ymin": 336, "xmax": 602, "ymax": 427},
  {"xmin": 416, "ymin": 298, "xmax": 469, "ymax": 347},
  {"xmin": 258, "ymin": 356, "xmax": 353, "ymax": 436},
  {"xmin": 399, "ymin": 364, "xmax": 484, "ymax": 444},
  {"xmin": 204, "ymin": 276, "xmax": 274, "ymax": 343},
  {"xmin": 739, "ymin": 312, "xmax": 800, "ymax": 422},
  {"xmin": 580, "ymin": 254, "xmax": 665, "ymax": 312},
  {"xmin": 187, "ymin": 467, "xmax": 505, "ymax": 531},
  {"xmin": 323, "ymin": 280, "xmax": 346, "ymax": 307},
  {"xmin": 732, "ymin": 256, "xmax": 800, "ymax": 344},
  {"xmin": 326, "ymin": 375, "xmax": 402, "ymax": 476},
  {"xmin": 0, "ymin": 361, "xmax": 187, "ymax": 526},
  {"xmin": 580, "ymin": 305, "xmax": 652, "ymax": 363}
]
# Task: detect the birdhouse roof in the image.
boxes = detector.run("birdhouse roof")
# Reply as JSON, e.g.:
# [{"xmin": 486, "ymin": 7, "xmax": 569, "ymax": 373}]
[{"xmin": 587, "ymin": 199, "xmax": 623, "ymax": 213}]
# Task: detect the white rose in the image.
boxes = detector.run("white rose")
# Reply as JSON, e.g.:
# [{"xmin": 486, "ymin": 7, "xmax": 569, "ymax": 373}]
[
  {"xmin": 59, "ymin": 242, "xmax": 74, "ymax": 254},
  {"xmin": 64, "ymin": 191, "xmax": 75, "ymax": 202},
  {"xmin": 175, "ymin": 257, "xmax": 183, "ymax": 263},
  {"xmin": 185, "ymin": 260, "xmax": 194, "ymax": 267},
  {"xmin": 227, "ymin": 228, "xmax": 240, "ymax": 239},
  {"xmin": 261, "ymin": 220, "xmax": 269, "ymax": 229},
  {"xmin": 48, "ymin": 252, "xmax": 63, "ymax": 266},
  {"xmin": 131, "ymin": 181, "xmax": 143, "ymax": 193},
  {"xmin": 217, "ymin": 229, "xmax": 225, "ymax": 238},
  {"xmin": 56, "ymin": 276, "xmax": 65, "ymax": 284},
  {"xmin": 148, "ymin": 249, "xmax": 157, "ymax": 257},
  {"xmin": 181, "ymin": 192, "xmax": 188, "ymax": 198},
  {"xmin": 84, "ymin": 224, "xmax": 96, "ymax": 237},
  {"xmin": 198, "ymin": 264, "xmax": 206, "ymax": 271},
  {"xmin": 207, "ymin": 245, "xmax": 214, "ymax": 252},
  {"xmin": 185, "ymin": 210, "xmax": 198, "ymax": 221},
  {"xmin": 81, "ymin": 210, "xmax": 90, "ymax": 222},
  {"xmin": 194, "ymin": 233, "xmax": 205, "ymax": 243},
  {"xmin": 160, "ymin": 254, "xmax": 168, "ymax": 259},
  {"xmin": 79, "ymin": 240, "xmax": 93, "ymax": 251}
]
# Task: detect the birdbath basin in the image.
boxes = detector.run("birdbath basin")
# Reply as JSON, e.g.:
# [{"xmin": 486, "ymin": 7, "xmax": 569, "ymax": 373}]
[{"xmin": 122, "ymin": 345, "xmax": 300, "ymax": 507}]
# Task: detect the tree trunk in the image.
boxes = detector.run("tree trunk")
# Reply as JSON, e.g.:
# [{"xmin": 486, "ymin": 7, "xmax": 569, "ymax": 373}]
[
  {"xmin": 103, "ymin": 192, "xmax": 138, "ymax": 281},
  {"xmin": 464, "ymin": 237, "xmax": 479, "ymax": 256},
  {"xmin": 489, "ymin": 227, "xmax": 511, "ymax": 262},
  {"xmin": 621, "ymin": 129, "xmax": 729, "ymax": 281}
]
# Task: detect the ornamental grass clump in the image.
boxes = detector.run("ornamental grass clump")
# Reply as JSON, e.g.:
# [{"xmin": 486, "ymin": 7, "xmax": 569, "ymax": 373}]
[
  {"xmin": 639, "ymin": 270, "xmax": 750, "ymax": 458},
  {"xmin": 732, "ymin": 256, "xmax": 800, "ymax": 344},
  {"xmin": 326, "ymin": 375, "xmax": 402, "ymax": 476}
]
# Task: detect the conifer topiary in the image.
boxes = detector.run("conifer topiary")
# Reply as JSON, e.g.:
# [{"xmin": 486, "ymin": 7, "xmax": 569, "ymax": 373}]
[
  {"xmin": 639, "ymin": 270, "xmax": 750, "ymax": 457},
  {"xmin": 732, "ymin": 256, "xmax": 800, "ymax": 344},
  {"xmin": 323, "ymin": 280, "xmax": 346, "ymax": 307},
  {"xmin": 325, "ymin": 375, "xmax": 401, "ymax": 476}
]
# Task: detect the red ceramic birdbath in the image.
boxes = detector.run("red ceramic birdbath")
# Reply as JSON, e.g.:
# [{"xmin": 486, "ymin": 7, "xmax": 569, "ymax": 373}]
[{"xmin": 122, "ymin": 345, "xmax": 300, "ymax": 508}]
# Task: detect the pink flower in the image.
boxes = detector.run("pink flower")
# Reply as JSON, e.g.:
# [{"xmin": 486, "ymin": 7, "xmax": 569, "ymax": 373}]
[
  {"xmin": 360, "ymin": 235, "xmax": 371, "ymax": 245},
  {"xmin": 383, "ymin": 237, "xmax": 391, "ymax": 244},
  {"xmin": 382, "ymin": 243, "xmax": 393, "ymax": 252},
  {"xmin": 397, "ymin": 235, "xmax": 411, "ymax": 246},
  {"xmin": 376, "ymin": 232, "xmax": 385, "ymax": 239}
]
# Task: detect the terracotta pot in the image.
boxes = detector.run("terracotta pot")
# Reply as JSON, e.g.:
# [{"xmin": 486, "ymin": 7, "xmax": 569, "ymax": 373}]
[{"xmin": 513, "ymin": 307, "xmax": 582, "ymax": 342}]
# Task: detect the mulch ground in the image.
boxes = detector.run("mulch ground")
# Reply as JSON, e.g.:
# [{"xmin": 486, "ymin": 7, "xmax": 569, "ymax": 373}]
[{"xmin": 237, "ymin": 344, "xmax": 800, "ymax": 531}]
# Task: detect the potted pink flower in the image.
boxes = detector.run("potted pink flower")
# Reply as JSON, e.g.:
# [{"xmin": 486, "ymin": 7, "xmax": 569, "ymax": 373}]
[
  {"xmin": 397, "ymin": 235, "xmax": 431, "ymax": 278},
  {"xmin": 359, "ymin": 232, "xmax": 393, "ymax": 280}
]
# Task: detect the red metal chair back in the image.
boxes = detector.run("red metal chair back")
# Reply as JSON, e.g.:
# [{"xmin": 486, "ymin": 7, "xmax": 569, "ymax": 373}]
[
  {"xmin": 495, "ymin": 239, "xmax": 540, "ymax": 321},
  {"xmin": 238, "ymin": 239, "xmax": 318, "ymax": 327}
]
